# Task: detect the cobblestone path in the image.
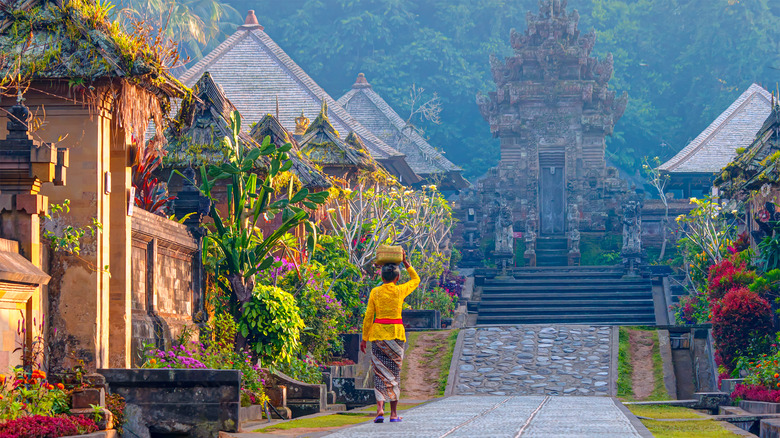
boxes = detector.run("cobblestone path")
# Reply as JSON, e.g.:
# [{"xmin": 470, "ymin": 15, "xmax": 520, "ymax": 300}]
[
  {"xmin": 325, "ymin": 396, "xmax": 648, "ymax": 438},
  {"xmin": 452, "ymin": 325, "xmax": 615, "ymax": 396}
]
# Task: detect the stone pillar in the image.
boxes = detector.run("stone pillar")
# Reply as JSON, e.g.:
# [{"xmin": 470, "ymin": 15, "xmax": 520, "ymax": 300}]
[
  {"xmin": 172, "ymin": 168, "xmax": 210, "ymax": 333},
  {"xmin": 0, "ymin": 101, "xmax": 66, "ymax": 369},
  {"xmin": 109, "ymin": 146, "xmax": 132, "ymax": 368}
]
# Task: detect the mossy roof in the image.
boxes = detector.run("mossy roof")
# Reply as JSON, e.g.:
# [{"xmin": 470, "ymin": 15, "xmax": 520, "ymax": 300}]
[
  {"xmin": 249, "ymin": 114, "xmax": 332, "ymax": 190},
  {"xmin": 715, "ymin": 104, "xmax": 780, "ymax": 197},
  {"xmin": 165, "ymin": 72, "xmax": 331, "ymax": 190},
  {"xmin": 298, "ymin": 103, "xmax": 378, "ymax": 171},
  {"xmin": 177, "ymin": 13, "xmax": 421, "ymax": 184},
  {"xmin": 0, "ymin": 0, "xmax": 185, "ymax": 96}
]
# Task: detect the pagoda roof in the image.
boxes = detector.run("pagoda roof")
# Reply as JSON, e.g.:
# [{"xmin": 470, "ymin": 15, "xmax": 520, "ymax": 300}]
[
  {"xmin": 166, "ymin": 72, "xmax": 331, "ymax": 189},
  {"xmin": 338, "ymin": 73, "xmax": 469, "ymax": 190},
  {"xmin": 0, "ymin": 0, "xmax": 185, "ymax": 97},
  {"xmin": 249, "ymin": 114, "xmax": 332, "ymax": 189},
  {"xmin": 179, "ymin": 11, "xmax": 420, "ymax": 184},
  {"xmin": 659, "ymin": 84, "xmax": 772, "ymax": 174},
  {"xmin": 298, "ymin": 103, "xmax": 378, "ymax": 171}
]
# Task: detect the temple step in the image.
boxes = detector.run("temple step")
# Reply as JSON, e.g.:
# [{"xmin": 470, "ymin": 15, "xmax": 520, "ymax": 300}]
[
  {"xmin": 475, "ymin": 266, "xmax": 656, "ymax": 326},
  {"xmin": 476, "ymin": 314, "xmax": 657, "ymax": 325}
]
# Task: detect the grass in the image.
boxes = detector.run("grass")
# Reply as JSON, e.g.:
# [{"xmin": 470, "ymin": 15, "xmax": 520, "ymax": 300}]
[
  {"xmin": 626, "ymin": 404, "xmax": 705, "ymax": 419},
  {"xmin": 253, "ymin": 412, "xmax": 373, "ymax": 432},
  {"xmin": 437, "ymin": 329, "xmax": 460, "ymax": 395},
  {"xmin": 617, "ymin": 327, "xmax": 634, "ymax": 398},
  {"xmin": 255, "ymin": 403, "xmax": 424, "ymax": 433},
  {"xmin": 649, "ymin": 329, "xmax": 671, "ymax": 400},
  {"xmin": 618, "ymin": 326, "xmax": 672, "ymax": 401},
  {"xmin": 641, "ymin": 420, "xmax": 742, "ymax": 438}
]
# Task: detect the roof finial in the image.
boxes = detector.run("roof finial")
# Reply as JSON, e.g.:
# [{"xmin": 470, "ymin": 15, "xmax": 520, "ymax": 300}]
[
  {"xmin": 240, "ymin": 10, "xmax": 264, "ymax": 30},
  {"xmin": 352, "ymin": 73, "xmax": 372, "ymax": 89},
  {"xmin": 305, "ymin": 101, "xmax": 339, "ymax": 136},
  {"xmin": 295, "ymin": 111, "xmax": 309, "ymax": 135}
]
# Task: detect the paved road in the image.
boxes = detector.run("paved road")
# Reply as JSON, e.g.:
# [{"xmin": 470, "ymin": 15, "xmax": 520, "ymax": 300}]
[
  {"xmin": 325, "ymin": 396, "xmax": 650, "ymax": 438},
  {"xmin": 453, "ymin": 326, "xmax": 615, "ymax": 396}
]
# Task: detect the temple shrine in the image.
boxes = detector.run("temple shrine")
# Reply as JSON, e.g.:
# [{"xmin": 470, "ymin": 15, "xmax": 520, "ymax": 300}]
[{"xmin": 458, "ymin": 0, "xmax": 628, "ymax": 267}]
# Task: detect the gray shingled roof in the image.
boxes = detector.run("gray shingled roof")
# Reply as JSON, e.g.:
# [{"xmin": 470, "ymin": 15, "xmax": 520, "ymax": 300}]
[
  {"xmin": 178, "ymin": 12, "xmax": 420, "ymax": 184},
  {"xmin": 659, "ymin": 83, "xmax": 772, "ymax": 174},
  {"xmin": 338, "ymin": 73, "xmax": 469, "ymax": 189},
  {"xmin": 165, "ymin": 72, "xmax": 331, "ymax": 189}
]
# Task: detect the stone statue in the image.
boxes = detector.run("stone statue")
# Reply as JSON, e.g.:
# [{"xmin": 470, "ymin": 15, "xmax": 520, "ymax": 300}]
[
  {"xmin": 621, "ymin": 193, "xmax": 643, "ymax": 276},
  {"xmin": 621, "ymin": 198, "xmax": 642, "ymax": 256},
  {"xmin": 494, "ymin": 197, "xmax": 514, "ymax": 255}
]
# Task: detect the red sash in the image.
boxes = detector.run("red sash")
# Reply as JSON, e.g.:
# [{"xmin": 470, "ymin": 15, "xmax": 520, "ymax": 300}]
[{"xmin": 374, "ymin": 318, "xmax": 403, "ymax": 324}]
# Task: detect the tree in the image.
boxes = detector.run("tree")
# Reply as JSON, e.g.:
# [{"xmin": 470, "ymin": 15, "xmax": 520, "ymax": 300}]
[
  {"xmin": 643, "ymin": 157, "xmax": 670, "ymax": 260},
  {"xmin": 188, "ymin": 111, "xmax": 329, "ymax": 312},
  {"xmin": 121, "ymin": 0, "xmax": 241, "ymax": 59}
]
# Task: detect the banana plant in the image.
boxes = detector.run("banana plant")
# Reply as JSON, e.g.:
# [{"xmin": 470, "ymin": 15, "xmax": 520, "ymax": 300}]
[{"xmin": 183, "ymin": 111, "xmax": 329, "ymax": 306}]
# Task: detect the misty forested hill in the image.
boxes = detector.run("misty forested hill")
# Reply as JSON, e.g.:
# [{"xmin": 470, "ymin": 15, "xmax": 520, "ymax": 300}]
[{"xmin": 170, "ymin": 0, "xmax": 780, "ymax": 179}]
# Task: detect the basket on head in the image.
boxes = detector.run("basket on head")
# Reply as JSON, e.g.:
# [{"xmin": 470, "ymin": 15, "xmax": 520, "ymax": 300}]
[{"xmin": 375, "ymin": 245, "xmax": 403, "ymax": 265}]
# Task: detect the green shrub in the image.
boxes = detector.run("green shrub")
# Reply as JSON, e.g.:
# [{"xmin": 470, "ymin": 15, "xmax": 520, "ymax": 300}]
[{"xmin": 239, "ymin": 285, "xmax": 305, "ymax": 364}]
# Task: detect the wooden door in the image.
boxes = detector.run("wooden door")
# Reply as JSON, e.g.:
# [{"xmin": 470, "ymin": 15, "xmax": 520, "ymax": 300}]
[{"xmin": 539, "ymin": 152, "xmax": 565, "ymax": 235}]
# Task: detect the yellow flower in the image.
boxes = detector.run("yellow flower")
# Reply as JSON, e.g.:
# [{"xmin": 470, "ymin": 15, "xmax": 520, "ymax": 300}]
[
  {"xmin": 689, "ymin": 197, "xmax": 698, "ymax": 204},
  {"xmin": 327, "ymin": 208, "xmax": 336, "ymax": 213},
  {"xmin": 408, "ymin": 209, "xmax": 418, "ymax": 215},
  {"xmin": 343, "ymin": 188, "xmax": 353, "ymax": 195},
  {"xmin": 675, "ymin": 215, "xmax": 685, "ymax": 223}
]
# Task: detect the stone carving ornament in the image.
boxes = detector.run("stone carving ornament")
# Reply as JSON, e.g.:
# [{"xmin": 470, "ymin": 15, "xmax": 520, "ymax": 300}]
[
  {"xmin": 494, "ymin": 196, "xmax": 515, "ymax": 255},
  {"xmin": 621, "ymin": 196, "xmax": 642, "ymax": 257}
]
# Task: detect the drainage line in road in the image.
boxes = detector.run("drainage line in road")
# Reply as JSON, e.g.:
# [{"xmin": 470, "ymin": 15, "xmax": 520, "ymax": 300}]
[
  {"xmin": 514, "ymin": 396, "xmax": 551, "ymax": 437},
  {"xmin": 438, "ymin": 397, "xmax": 513, "ymax": 438}
]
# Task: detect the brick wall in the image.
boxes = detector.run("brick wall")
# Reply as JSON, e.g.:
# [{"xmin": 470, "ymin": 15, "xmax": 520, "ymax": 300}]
[{"xmin": 130, "ymin": 209, "xmax": 202, "ymax": 367}]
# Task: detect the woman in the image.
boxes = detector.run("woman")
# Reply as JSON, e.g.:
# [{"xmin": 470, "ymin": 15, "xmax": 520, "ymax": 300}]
[{"xmin": 360, "ymin": 251, "xmax": 419, "ymax": 423}]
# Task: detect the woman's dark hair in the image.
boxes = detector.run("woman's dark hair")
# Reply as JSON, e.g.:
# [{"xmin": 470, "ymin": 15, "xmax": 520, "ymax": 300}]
[{"xmin": 381, "ymin": 263, "xmax": 400, "ymax": 283}]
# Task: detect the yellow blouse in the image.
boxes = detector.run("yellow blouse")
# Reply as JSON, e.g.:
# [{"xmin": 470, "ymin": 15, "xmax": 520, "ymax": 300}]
[{"xmin": 362, "ymin": 267, "xmax": 420, "ymax": 342}]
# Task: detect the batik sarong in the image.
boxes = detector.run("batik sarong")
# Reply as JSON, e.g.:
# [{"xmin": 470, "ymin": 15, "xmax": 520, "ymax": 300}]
[{"xmin": 371, "ymin": 339, "xmax": 405, "ymax": 402}]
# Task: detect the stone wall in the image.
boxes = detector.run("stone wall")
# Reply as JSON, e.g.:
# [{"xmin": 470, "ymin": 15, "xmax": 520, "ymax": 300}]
[
  {"xmin": 130, "ymin": 209, "xmax": 202, "ymax": 366},
  {"xmin": 99, "ymin": 368, "xmax": 240, "ymax": 438},
  {"xmin": 641, "ymin": 199, "xmax": 694, "ymax": 257}
]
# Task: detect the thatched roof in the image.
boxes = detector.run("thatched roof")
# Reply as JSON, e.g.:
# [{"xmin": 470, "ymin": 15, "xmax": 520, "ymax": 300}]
[
  {"xmin": 0, "ymin": 0, "xmax": 185, "ymax": 96},
  {"xmin": 166, "ymin": 72, "xmax": 331, "ymax": 190},
  {"xmin": 249, "ymin": 114, "xmax": 332, "ymax": 190},
  {"xmin": 0, "ymin": 0, "xmax": 187, "ymax": 149},
  {"xmin": 177, "ymin": 11, "xmax": 421, "ymax": 184},
  {"xmin": 164, "ymin": 72, "xmax": 246, "ymax": 165},
  {"xmin": 298, "ymin": 102, "xmax": 378, "ymax": 171},
  {"xmin": 715, "ymin": 104, "xmax": 780, "ymax": 197}
]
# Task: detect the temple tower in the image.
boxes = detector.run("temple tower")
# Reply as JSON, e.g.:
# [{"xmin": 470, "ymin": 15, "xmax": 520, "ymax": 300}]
[{"xmin": 465, "ymin": 0, "xmax": 627, "ymax": 267}]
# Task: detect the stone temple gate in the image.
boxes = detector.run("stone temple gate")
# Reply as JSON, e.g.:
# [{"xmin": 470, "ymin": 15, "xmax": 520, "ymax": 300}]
[{"xmin": 458, "ymin": 0, "xmax": 628, "ymax": 268}]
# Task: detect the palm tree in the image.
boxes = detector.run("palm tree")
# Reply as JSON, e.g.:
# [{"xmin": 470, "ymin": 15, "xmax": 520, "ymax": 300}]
[{"xmin": 120, "ymin": 0, "xmax": 240, "ymax": 60}]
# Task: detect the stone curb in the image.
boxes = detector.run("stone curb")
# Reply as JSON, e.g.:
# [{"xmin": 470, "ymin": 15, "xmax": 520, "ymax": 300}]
[
  {"xmin": 613, "ymin": 398, "xmax": 655, "ymax": 438},
  {"xmin": 609, "ymin": 326, "xmax": 619, "ymax": 397},
  {"xmin": 444, "ymin": 329, "xmax": 466, "ymax": 397}
]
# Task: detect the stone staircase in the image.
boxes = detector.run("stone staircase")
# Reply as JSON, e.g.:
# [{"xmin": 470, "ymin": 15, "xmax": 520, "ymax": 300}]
[
  {"xmin": 535, "ymin": 236, "xmax": 569, "ymax": 266},
  {"xmin": 474, "ymin": 266, "xmax": 656, "ymax": 326}
]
